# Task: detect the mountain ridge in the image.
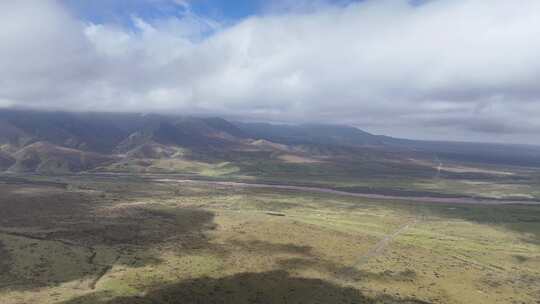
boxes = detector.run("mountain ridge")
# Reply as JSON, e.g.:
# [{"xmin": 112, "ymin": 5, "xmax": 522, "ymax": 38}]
[{"xmin": 1, "ymin": 109, "xmax": 539, "ymax": 173}]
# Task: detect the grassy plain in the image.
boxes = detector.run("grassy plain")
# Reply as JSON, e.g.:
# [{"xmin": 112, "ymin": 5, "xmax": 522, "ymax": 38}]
[
  {"xmin": 0, "ymin": 174, "xmax": 539, "ymax": 304},
  {"xmin": 92, "ymin": 150, "xmax": 540, "ymax": 204}
]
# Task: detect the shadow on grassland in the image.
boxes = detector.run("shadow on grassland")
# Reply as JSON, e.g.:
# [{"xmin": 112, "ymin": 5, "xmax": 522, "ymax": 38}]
[
  {"xmin": 0, "ymin": 240, "xmax": 10, "ymax": 273},
  {"xmin": 0, "ymin": 184, "xmax": 216, "ymax": 247},
  {"xmin": 0, "ymin": 184, "xmax": 217, "ymax": 291},
  {"xmin": 61, "ymin": 270, "xmax": 431, "ymax": 304},
  {"xmin": 228, "ymin": 240, "xmax": 417, "ymax": 283}
]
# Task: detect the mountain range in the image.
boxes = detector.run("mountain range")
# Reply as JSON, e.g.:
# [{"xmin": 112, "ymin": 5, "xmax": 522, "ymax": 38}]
[{"xmin": 1, "ymin": 109, "xmax": 539, "ymax": 174}]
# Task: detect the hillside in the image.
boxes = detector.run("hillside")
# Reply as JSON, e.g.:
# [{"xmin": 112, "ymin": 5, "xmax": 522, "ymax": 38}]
[
  {"xmin": 1, "ymin": 109, "xmax": 540, "ymax": 175},
  {"xmin": 235, "ymin": 122, "xmax": 540, "ymax": 167},
  {"xmin": 235, "ymin": 122, "xmax": 385, "ymax": 147},
  {"xmin": 0, "ymin": 150, "xmax": 15, "ymax": 170},
  {"xmin": 8, "ymin": 142, "xmax": 114, "ymax": 174}
]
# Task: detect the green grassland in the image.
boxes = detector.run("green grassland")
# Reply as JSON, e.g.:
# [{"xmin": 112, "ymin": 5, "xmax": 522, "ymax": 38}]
[
  {"xmin": 95, "ymin": 144, "xmax": 540, "ymax": 201},
  {"xmin": 235, "ymin": 157, "xmax": 540, "ymax": 200},
  {"xmin": 0, "ymin": 175, "xmax": 539, "ymax": 304}
]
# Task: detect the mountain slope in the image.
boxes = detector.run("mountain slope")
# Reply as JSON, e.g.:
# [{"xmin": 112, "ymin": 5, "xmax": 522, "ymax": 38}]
[
  {"xmin": 0, "ymin": 109, "xmax": 539, "ymax": 174},
  {"xmin": 116, "ymin": 118, "xmax": 248, "ymax": 154},
  {"xmin": 0, "ymin": 120, "xmax": 32, "ymax": 146},
  {"xmin": 9, "ymin": 142, "xmax": 114, "ymax": 174},
  {"xmin": 380, "ymin": 136, "xmax": 540, "ymax": 167},
  {"xmin": 0, "ymin": 110, "xmax": 128, "ymax": 153},
  {"xmin": 235, "ymin": 121, "xmax": 540, "ymax": 167},
  {"xmin": 0, "ymin": 150, "xmax": 15, "ymax": 170},
  {"xmin": 235, "ymin": 122, "xmax": 384, "ymax": 147}
]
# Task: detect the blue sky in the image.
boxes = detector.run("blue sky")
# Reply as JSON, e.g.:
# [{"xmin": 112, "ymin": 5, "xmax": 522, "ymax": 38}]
[
  {"xmin": 62, "ymin": 0, "xmax": 263, "ymax": 25},
  {"xmin": 62, "ymin": 0, "xmax": 362, "ymax": 27},
  {"xmin": 62, "ymin": 0, "xmax": 192, "ymax": 26}
]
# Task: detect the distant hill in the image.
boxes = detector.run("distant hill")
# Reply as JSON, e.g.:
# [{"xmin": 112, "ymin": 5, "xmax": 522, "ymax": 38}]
[
  {"xmin": 0, "ymin": 110, "xmax": 127, "ymax": 153},
  {"xmin": 0, "ymin": 150, "xmax": 15, "ymax": 170},
  {"xmin": 234, "ymin": 122, "xmax": 384, "ymax": 147},
  {"xmin": 8, "ymin": 142, "xmax": 114, "ymax": 174},
  {"xmin": 235, "ymin": 122, "xmax": 540, "ymax": 167},
  {"xmin": 378, "ymin": 137, "xmax": 540, "ymax": 167},
  {"xmin": 0, "ymin": 109, "xmax": 539, "ymax": 173}
]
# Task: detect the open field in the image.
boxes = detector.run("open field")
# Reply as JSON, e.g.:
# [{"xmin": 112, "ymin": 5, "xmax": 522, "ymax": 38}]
[
  {"xmin": 1, "ymin": 174, "xmax": 539, "ymax": 304},
  {"xmin": 234, "ymin": 158, "xmax": 540, "ymax": 201},
  {"xmin": 99, "ymin": 154, "xmax": 540, "ymax": 202}
]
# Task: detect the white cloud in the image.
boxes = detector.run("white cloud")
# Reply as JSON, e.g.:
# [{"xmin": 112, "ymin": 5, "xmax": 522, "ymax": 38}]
[
  {"xmin": 1, "ymin": 0, "xmax": 540, "ymax": 143},
  {"xmin": 0, "ymin": 99, "xmax": 14, "ymax": 107}
]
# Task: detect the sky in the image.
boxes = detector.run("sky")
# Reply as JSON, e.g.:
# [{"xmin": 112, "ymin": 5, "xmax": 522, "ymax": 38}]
[{"xmin": 0, "ymin": 0, "xmax": 539, "ymax": 144}]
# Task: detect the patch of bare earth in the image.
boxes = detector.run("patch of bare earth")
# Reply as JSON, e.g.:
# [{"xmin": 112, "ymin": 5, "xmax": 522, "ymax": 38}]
[{"xmin": 278, "ymin": 154, "xmax": 322, "ymax": 164}]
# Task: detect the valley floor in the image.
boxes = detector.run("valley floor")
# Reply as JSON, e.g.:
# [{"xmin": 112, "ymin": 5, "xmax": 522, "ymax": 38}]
[{"xmin": 0, "ymin": 175, "xmax": 539, "ymax": 304}]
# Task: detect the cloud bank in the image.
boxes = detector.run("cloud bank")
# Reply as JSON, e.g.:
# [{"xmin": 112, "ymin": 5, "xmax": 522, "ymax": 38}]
[{"xmin": 1, "ymin": 0, "xmax": 540, "ymax": 143}]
